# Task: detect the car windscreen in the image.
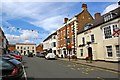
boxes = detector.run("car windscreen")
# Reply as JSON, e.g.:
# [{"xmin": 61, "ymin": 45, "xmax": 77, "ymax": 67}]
[{"xmin": 9, "ymin": 59, "xmax": 21, "ymax": 65}]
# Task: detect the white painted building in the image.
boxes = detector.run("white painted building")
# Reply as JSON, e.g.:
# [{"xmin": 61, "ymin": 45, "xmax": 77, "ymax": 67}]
[
  {"xmin": 43, "ymin": 32, "xmax": 58, "ymax": 55},
  {"xmin": 16, "ymin": 43, "xmax": 36, "ymax": 55},
  {"xmin": 77, "ymin": 7, "xmax": 120, "ymax": 62}
]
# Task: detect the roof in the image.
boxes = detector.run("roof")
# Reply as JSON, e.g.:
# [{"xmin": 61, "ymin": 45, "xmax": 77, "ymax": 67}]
[
  {"xmin": 77, "ymin": 7, "xmax": 120, "ymax": 35},
  {"xmin": 43, "ymin": 31, "xmax": 57, "ymax": 42},
  {"xmin": 16, "ymin": 43, "xmax": 36, "ymax": 45}
]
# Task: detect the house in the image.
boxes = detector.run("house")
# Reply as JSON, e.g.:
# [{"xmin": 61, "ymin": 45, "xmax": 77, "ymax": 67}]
[
  {"xmin": 77, "ymin": 6, "xmax": 120, "ymax": 62},
  {"xmin": 8, "ymin": 44, "xmax": 16, "ymax": 52},
  {"xmin": 57, "ymin": 4, "xmax": 93, "ymax": 58},
  {"xmin": 16, "ymin": 43, "xmax": 36, "ymax": 55},
  {"xmin": 36, "ymin": 44, "xmax": 43, "ymax": 54},
  {"xmin": 43, "ymin": 32, "xmax": 58, "ymax": 55}
]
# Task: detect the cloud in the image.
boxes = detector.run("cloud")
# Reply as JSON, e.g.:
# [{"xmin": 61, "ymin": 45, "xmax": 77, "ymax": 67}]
[
  {"xmin": 6, "ymin": 29, "xmax": 39, "ymax": 44},
  {"xmin": 2, "ymin": 2, "xmax": 75, "ymax": 32},
  {"xmin": 102, "ymin": 3, "xmax": 118, "ymax": 15}
]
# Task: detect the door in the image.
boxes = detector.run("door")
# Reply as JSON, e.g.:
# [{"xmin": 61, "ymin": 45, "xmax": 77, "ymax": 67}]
[{"xmin": 88, "ymin": 47, "xmax": 92, "ymax": 60}]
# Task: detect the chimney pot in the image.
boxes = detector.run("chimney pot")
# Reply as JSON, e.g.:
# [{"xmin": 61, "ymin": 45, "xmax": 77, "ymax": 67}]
[
  {"xmin": 94, "ymin": 13, "xmax": 101, "ymax": 19},
  {"xmin": 82, "ymin": 4, "xmax": 87, "ymax": 10},
  {"xmin": 64, "ymin": 18, "xmax": 68, "ymax": 23}
]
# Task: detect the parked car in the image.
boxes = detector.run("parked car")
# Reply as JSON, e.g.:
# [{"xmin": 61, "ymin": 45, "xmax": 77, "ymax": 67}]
[
  {"xmin": 2, "ymin": 54, "xmax": 16, "ymax": 59},
  {"xmin": 0, "ymin": 56, "xmax": 24, "ymax": 80},
  {"xmin": 36, "ymin": 53, "xmax": 45, "ymax": 58},
  {"xmin": 45, "ymin": 53, "xmax": 57, "ymax": 60},
  {"xmin": 9, "ymin": 52, "xmax": 22, "ymax": 61},
  {"xmin": 28, "ymin": 52, "xmax": 34, "ymax": 57}
]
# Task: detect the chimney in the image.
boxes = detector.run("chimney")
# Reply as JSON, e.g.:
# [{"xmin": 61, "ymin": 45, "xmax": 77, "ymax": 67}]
[
  {"xmin": 118, "ymin": 1, "xmax": 120, "ymax": 6},
  {"xmin": 64, "ymin": 18, "xmax": 68, "ymax": 23},
  {"xmin": 94, "ymin": 13, "xmax": 101, "ymax": 19},
  {"xmin": 82, "ymin": 4, "xmax": 87, "ymax": 10}
]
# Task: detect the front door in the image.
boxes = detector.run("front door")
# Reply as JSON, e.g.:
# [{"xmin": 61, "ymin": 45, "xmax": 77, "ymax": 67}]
[{"xmin": 88, "ymin": 47, "xmax": 92, "ymax": 60}]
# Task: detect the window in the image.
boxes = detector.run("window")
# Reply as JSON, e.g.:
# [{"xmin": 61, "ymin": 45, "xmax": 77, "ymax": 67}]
[
  {"xmin": 67, "ymin": 29, "xmax": 70, "ymax": 34},
  {"xmin": 32, "ymin": 50, "xmax": 34, "ymax": 53},
  {"xmin": 113, "ymin": 24, "xmax": 119, "ymax": 37},
  {"xmin": 17, "ymin": 46, "xmax": 19, "ymax": 49},
  {"xmin": 104, "ymin": 26, "xmax": 112, "ymax": 39},
  {"xmin": 115, "ymin": 45, "xmax": 120, "ymax": 57},
  {"xmin": 91, "ymin": 34, "xmax": 95, "ymax": 43},
  {"xmin": 106, "ymin": 46, "xmax": 112, "ymax": 57},
  {"xmin": 82, "ymin": 37, "xmax": 85, "ymax": 44},
  {"xmin": 21, "ymin": 47, "xmax": 22, "ymax": 49},
  {"xmin": 53, "ymin": 50, "xmax": 56, "ymax": 55},
  {"xmin": 21, "ymin": 50, "xmax": 23, "ymax": 53},
  {"xmin": 32, "ymin": 47, "xmax": 34, "ymax": 49},
  {"xmin": 53, "ymin": 42, "xmax": 56, "ymax": 47},
  {"xmin": 28, "ymin": 47, "xmax": 29, "ymax": 49},
  {"xmin": 53, "ymin": 36, "xmax": 56, "ymax": 39},
  {"xmin": 113, "ymin": 24, "xmax": 118, "ymax": 31},
  {"xmin": 80, "ymin": 49, "xmax": 83, "ymax": 56},
  {"xmin": 72, "ymin": 36, "xmax": 74, "ymax": 44},
  {"xmin": 67, "ymin": 38, "xmax": 70, "ymax": 44},
  {"xmin": 27, "ymin": 50, "xmax": 29, "ymax": 53}
]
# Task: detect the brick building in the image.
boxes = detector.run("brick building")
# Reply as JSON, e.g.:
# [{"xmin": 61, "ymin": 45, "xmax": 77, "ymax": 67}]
[
  {"xmin": 57, "ymin": 4, "xmax": 93, "ymax": 57},
  {"xmin": 8, "ymin": 44, "xmax": 16, "ymax": 52},
  {"xmin": 36, "ymin": 44, "xmax": 43, "ymax": 53}
]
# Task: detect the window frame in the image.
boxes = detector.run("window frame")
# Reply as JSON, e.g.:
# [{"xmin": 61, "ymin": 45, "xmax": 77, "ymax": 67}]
[
  {"xmin": 115, "ymin": 45, "xmax": 120, "ymax": 57},
  {"xmin": 80, "ymin": 49, "xmax": 83, "ymax": 56},
  {"xmin": 106, "ymin": 46, "xmax": 113, "ymax": 57}
]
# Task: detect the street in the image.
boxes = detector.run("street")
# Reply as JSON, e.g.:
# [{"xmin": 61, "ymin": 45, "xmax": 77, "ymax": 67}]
[{"xmin": 22, "ymin": 56, "xmax": 119, "ymax": 80}]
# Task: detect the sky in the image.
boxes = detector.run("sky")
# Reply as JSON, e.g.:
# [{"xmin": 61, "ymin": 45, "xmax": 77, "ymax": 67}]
[{"xmin": 0, "ymin": 0, "xmax": 119, "ymax": 45}]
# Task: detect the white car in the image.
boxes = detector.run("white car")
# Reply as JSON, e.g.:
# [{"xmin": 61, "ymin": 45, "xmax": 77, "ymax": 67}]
[{"xmin": 45, "ymin": 53, "xmax": 57, "ymax": 60}]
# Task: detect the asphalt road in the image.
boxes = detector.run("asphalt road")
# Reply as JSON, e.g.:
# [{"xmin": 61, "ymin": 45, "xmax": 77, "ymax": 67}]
[{"xmin": 22, "ymin": 56, "xmax": 120, "ymax": 80}]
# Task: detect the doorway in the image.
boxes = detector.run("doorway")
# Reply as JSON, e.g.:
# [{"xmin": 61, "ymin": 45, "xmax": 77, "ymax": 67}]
[{"xmin": 88, "ymin": 47, "xmax": 92, "ymax": 60}]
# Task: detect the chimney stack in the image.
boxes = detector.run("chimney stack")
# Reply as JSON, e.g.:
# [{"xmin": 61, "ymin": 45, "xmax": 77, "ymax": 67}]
[
  {"xmin": 94, "ymin": 13, "xmax": 101, "ymax": 19},
  {"xmin": 118, "ymin": 1, "xmax": 120, "ymax": 6},
  {"xmin": 82, "ymin": 4, "xmax": 87, "ymax": 10},
  {"xmin": 64, "ymin": 18, "xmax": 68, "ymax": 23}
]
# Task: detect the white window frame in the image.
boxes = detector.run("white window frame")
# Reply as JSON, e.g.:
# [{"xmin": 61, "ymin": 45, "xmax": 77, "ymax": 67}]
[
  {"xmin": 115, "ymin": 45, "xmax": 120, "ymax": 57},
  {"xmin": 106, "ymin": 46, "xmax": 113, "ymax": 57},
  {"xmin": 91, "ymin": 34, "xmax": 95, "ymax": 43}
]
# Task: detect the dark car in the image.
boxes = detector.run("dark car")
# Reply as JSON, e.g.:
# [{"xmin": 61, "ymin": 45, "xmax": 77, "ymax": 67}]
[
  {"xmin": 28, "ymin": 52, "xmax": 33, "ymax": 57},
  {"xmin": 0, "ymin": 57, "xmax": 24, "ymax": 80},
  {"xmin": 36, "ymin": 53, "xmax": 45, "ymax": 58},
  {"xmin": 9, "ymin": 52, "xmax": 22, "ymax": 61}
]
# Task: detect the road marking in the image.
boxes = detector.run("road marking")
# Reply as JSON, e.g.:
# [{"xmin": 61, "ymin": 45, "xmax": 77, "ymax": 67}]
[{"xmin": 22, "ymin": 65, "xmax": 27, "ymax": 80}]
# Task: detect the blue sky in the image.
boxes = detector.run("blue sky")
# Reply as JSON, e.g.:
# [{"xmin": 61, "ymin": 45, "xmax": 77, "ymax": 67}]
[{"xmin": 0, "ymin": 1, "xmax": 119, "ymax": 45}]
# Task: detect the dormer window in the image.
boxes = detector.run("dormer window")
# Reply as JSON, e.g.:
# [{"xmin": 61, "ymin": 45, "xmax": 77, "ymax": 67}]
[
  {"xmin": 84, "ymin": 23, "xmax": 93, "ymax": 30},
  {"xmin": 104, "ymin": 12, "xmax": 117, "ymax": 22}
]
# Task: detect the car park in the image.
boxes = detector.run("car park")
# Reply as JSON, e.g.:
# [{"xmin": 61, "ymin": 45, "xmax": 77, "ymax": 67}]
[
  {"xmin": 45, "ymin": 53, "xmax": 57, "ymax": 60},
  {"xmin": 0, "ymin": 56, "xmax": 24, "ymax": 80}
]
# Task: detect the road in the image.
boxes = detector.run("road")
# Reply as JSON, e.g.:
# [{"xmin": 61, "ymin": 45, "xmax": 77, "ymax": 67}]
[{"xmin": 22, "ymin": 56, "xmax": 119, "ymax": 80}]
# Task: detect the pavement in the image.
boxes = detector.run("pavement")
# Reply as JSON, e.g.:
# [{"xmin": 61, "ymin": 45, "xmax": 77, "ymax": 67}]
[{"xmin": 59, "ymin": 58, "xmax": 120, "ymax": 72}]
